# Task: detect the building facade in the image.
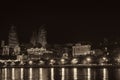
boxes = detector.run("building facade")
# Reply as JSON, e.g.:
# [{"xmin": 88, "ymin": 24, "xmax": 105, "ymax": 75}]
[
  {"xmin": 8, "ymin": 26, "xmax": 19, "ymax": 48},
  {"xmin": 37, "ymin": 26, "xmax": 47, "ymax": 48},
  {"xmin": 30, "ymin": 25, "xmax": 47, "ymax": 48},
  {"xmin": 72, "ymin": 43, "xmax": 91, "ymax": 56}
]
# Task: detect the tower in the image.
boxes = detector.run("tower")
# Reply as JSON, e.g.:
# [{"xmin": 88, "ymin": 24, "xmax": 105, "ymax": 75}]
[
  {"xmin": 1, "ymin": 40, "xmax": 5, "ymax": 47},
  {"xmin": 30, "ymin": 31, "xmax": 37, "ymax": 46},
  {"xmin": 37, "ymin": 25, "xmax": 47, "ymax": 48},
  {"xmin": 8, "ymin": 25, "xmax": 19, "ymax": 48}
]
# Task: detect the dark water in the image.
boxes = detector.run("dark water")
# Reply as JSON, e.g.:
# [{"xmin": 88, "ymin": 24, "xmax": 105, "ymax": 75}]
[{"xmin": 0, "ymin": 67, "xmax": 119, "ymax": 80}]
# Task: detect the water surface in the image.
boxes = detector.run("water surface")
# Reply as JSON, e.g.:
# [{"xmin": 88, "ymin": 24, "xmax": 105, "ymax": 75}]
[{"xmin": 0, "ymin": 67, "xmax": 118, "ymax": 80}]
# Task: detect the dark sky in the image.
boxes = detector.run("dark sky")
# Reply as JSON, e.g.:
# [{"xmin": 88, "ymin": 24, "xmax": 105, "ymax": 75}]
[{"xmin": 0, "ymin": 1, "xmax": 120, "ymax": 44}]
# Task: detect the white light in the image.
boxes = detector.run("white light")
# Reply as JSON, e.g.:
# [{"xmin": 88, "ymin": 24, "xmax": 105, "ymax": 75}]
[
  {"xmin": 72, "ymin": 58, "xmax": 78, "ymax": 64},
  {"xmin": 73, "ymin": 68, "xmax": 77, "ymax": 79},
  {"xmin": 86, "ymin": 57, "xmax": 91, "ymax": 61},
  {"xmin": 29, "ymin": 61, "xmax": 33, "ymax": 65},
  {"xmin": 4, "ymin": 68, "xmax": 7, "ymax": 80},
  {"xmin": 29, "ymin": 68, "xmax": 32, "ymax": 79},
  {"xmin": 61, "ymin": 68, "xmax": 65, "ymax": 80},
  {"xmin": 61, "ymin": 59, "xmax": 65, "ymax": 62},
  {"xmin": 87, "ymin": 68, "xmax": 91, "ymax": 80},
  {"xmin": 51, "ymin": 59, "xmax": 55, "ymax": 63},
  {"xmin": 51, "ymin": 68, "xmax": 54, "ymax": 80},
  {"xmin": 39, "ymin": 68, "xmax": 42, "ymax": 80},
  {"xmin": 21, "ymin": 68, "xmax": 24, "ymax": 79},
  {"xmin": 103, "ymin": 57, "xmax": 106, "ymax": 60},
  {"xmin": 12, "ymin": 68, "xmax": 15, "ymax": 80},
  {"xmin": 103, "ymin": 68, "xmax": 108, "ymax": 79}
]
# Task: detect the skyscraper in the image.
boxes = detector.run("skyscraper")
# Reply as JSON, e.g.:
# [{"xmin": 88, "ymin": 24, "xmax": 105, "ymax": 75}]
[
  {"xmin": 30, "ymin": 31, "xmax": 37, "ymax": 46},
  {"xmin": 37, "ymin": 25, "xmax": 47, "ymax": 48},
  {"xmin": 8, "ymin": 25, "xmax": 19, "ymax": 48}
]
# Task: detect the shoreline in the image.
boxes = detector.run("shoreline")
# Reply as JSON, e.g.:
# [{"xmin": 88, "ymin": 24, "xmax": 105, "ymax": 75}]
[{"xmin": 1, "ymin": 64, "xmax": 120, "ymax": 68}]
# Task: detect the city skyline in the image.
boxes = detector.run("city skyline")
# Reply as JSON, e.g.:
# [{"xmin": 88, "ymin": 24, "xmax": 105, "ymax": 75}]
[
  {"xmin": 0, "ymin": 23, "xmax": 120, "ymax": 44},
  {"xmin": 0, "ymin": 1, "xmax": 120, "ymax": 44}
]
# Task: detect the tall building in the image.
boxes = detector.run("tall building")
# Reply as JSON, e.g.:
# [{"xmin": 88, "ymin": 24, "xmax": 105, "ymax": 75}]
[
  {"xmin": 37, "ymin": 26, "xmax": 47, "ymax": 48},
  {"xmin": 1, "ymin": 40, "xmax": 5, "ymax": 47},
  {"xmin": 30, "ymin": 25, "xmax": 47, "ymax": 48},
  {"xmin": 30, "ymin": 31, "xmax": 37, "ymax": 46},
  {"xmin": 8, "ymin": 25, "xmax": 19, "ymax": 48}
]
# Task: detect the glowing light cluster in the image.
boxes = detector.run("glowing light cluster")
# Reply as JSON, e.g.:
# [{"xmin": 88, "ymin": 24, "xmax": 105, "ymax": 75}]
[{"xmin": 71, "ymin": 58, "xmax": 78, "ymax": 64}]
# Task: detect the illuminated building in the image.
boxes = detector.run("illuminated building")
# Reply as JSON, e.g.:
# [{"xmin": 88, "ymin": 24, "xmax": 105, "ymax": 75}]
[
  {"xmin": 37, "ymin": 26, "xmax": 47, "ymax": 48},
  {"xmin": 2, "ymin": 46, "xmax": 9, "ymax": 55},
  {"xmin": 30, "ymin": 31, "xmax": 37, "ymax": 46},
  {"xmin": 13, "ymin": 45, "xmax": 20, "ymax": 55},
  {"xmin": 27, "ymin": 47, "xmax": 53, "ymax": 60},
  {"xmin": 8, "ymin": 26, "xmax": 19, "ymax": 48},
  {"xmin": 30, "ymin": 25, "xmax": 47, "ymax": 48},
  {"xmin": 72, "ymin": 43, "xmax": 91, "ymax": 56},
  {"xmin": 1, "ymin": 40, "xmax": 5, "ymax": 47}
]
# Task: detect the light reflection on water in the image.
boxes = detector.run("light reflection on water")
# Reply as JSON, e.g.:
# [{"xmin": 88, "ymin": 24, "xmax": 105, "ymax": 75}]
[
  {"xmin": 113, "ymin": 68, "xmax": 120, "ymax": 80},
  {"xmin": 39, "ymin": 68, "xmax": 42, "ymax": 80},
  {"xmin": 103, "ymin": 68, "xmax": 108, "ymax": 80},
  {"xmin": 87, "ymin": 68, "xmax": 91, "ymax": 80},
  {"xmin": 20, "ymin": 68, "xmax": 24, "ymax": 80},
  {"xmin": 73, "ymin": 68, "xmax": 77, "ymax": 80},
  {"xmin": 51, "ymin": 68, "xmax": 54, "ymax": 80},
  {"xmin": 29, "ymin": 68, "xmax": 32, "ymax": 80},
  {"xmin": 4, "ymin": 68, "xmax": 7, "ymax": 80},
  {"xmin": 0, "ymin": 67, "xmax": 120, "ymax": 80},
  {"xmin": 61, "ymin": 68, "xmax": 65, "ymax": 80},
  {"xmin": 12, "ymin": 68, "xmax": 15, "ymax": 80}
]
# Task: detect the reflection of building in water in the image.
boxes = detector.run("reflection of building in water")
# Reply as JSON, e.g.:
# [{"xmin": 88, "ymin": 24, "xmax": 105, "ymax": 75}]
[
  {"xmin": 8, "ymin": 25, "xmax": 19, "ymax": 48},
  {"xmin": 72, "ymin": 43, "xmax": 91, "ymax": 56}
]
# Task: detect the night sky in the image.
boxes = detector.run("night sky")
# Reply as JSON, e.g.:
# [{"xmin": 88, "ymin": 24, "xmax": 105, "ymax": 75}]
[{"xmin": 0, "ymin": 1, "xmax": 120, "ymax": 44}]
